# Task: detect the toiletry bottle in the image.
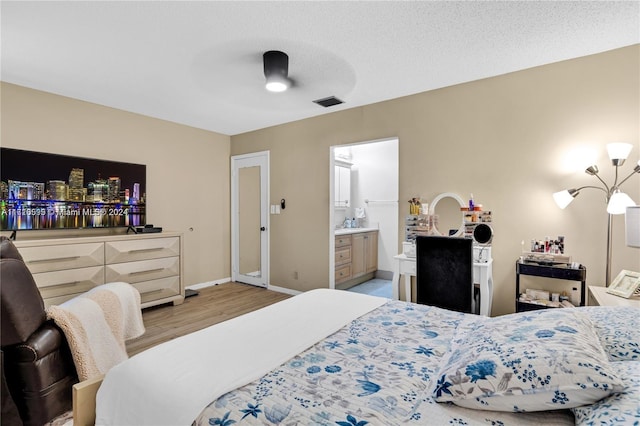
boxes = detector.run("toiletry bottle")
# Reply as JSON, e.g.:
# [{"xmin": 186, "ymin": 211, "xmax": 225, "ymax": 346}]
[
  {"xmin": 344, "ymin": 217, "xmax": 351, "ymax": 228},
  {"xmin": 351, "ymin": 217, "xmax": 357, "ymax": 228},
  {"xmin": 469, "ymin": 193, "xmax": 474, "ymax": 211}
]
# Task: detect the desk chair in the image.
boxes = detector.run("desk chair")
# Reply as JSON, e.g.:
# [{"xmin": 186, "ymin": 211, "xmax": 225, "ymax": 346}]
[{"xmin": 416, "ymin": 236, "xmax": 473, "ymax": 313}]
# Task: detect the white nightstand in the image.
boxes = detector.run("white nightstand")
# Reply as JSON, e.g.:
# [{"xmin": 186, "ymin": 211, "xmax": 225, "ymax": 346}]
[{"xmin": 588, "ymin": 285, "xmax": 640, "ymax": 307}]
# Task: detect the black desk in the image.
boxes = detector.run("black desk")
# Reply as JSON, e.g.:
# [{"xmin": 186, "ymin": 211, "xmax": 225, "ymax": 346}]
[{"xmin": 515, "ymin": 261, "xmax": 587, "ymax": 312}]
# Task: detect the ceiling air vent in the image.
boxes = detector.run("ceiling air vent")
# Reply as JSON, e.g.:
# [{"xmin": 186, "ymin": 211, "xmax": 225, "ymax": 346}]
[{"xmin": 313, "ymin": 96, "xmax": 344, "ymax": 108}]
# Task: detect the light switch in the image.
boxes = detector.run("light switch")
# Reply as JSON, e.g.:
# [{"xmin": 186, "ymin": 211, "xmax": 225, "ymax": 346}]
[
  {"xmin": 270, "ymin": 205, "xmax": 276, "ymax": 214},
  {"xmin": 275, "ymin": 205, "xmax": 281, "ymax": 214}
]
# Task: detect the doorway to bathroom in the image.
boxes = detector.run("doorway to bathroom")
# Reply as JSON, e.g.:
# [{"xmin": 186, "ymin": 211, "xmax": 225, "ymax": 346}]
[{"xmin": 329, "ymin": 138, "xmax": 399, "ymax": 296}]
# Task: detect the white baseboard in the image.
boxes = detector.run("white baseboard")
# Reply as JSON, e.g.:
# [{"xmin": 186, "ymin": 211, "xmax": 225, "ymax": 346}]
[
  {"xmin": 186, "ymin": 277, "xmax": 231, "ymax": 290},
  {"xmin": 187, "ymin": 280, "xmax": 303, "ymax": 297},
  {"xmin": 267, "ymin": 285, "xmax": 302, "ymax": 296}
]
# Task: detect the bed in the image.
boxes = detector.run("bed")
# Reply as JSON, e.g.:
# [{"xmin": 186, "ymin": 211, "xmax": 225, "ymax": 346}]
[{"xmin": 89, "ymin": 289, "xmax": 639, "ymax": 425}]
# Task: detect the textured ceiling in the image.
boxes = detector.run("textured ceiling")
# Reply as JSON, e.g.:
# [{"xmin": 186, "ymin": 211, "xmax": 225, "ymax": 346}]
[{"xmin": 2, "ymin": 1, "xmax": 639, "ymax": 136}]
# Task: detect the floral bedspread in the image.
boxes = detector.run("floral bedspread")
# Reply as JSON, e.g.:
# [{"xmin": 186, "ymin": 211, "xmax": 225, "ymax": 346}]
[{"xmin": 194, "ymin": 300, "xmax": 575, "ymax": 425}]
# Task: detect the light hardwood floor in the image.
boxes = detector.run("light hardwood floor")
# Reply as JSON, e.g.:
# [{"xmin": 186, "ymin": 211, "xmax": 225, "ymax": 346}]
[{"xmin": 126, "ymin": 282, "xmax": 291, "ymax": 355}]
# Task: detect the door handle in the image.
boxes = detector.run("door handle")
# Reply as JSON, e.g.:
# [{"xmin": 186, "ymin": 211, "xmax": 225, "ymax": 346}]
[{"xmin": 260, "ymin": 227, "xmax": 266, "ymax": 231}]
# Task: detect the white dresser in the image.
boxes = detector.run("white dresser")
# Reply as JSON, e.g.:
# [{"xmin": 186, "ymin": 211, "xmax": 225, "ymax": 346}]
[{"xmin": 14, "ymin": 232, "xmax": 184, "ymax": 309}]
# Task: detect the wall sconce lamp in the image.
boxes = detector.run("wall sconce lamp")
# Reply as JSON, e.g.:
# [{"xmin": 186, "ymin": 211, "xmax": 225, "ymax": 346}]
[{"xmin": 553, "ymin": 142, "xmax": 640, "ymax": 286}]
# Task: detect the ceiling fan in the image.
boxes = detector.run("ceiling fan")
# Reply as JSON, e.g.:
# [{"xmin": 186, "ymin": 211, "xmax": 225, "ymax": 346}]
[
  {"xmin": 261, "ymin": 49, "xmax": 344, "ymax": 107},
  {"xmin": 263, "ymin": 50, "xmax": 291, "ymax": 92}
]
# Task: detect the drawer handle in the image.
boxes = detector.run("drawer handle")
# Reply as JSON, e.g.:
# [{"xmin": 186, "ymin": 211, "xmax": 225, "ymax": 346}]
[
  {"xmin": 30, "ymin": 256, "xmax": 80, "ymax": 263},
  {"xmin": 129, "ymin": 268, "xmax": 165, "ymax": 276},
  {"xmin": 141, "ymin": 289, "xmax": 165, "ymax": 296},
  {"xmin": 128, "ymin": 248, "xmax": 163, "ymax": 254}
]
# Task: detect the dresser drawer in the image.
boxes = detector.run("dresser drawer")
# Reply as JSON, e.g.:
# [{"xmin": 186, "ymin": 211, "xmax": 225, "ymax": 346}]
[
  {"xmin": 335, "ymin": 264, "xmax": 352, "ymax": 284},
  {"xmin": 33, "ymin": 266, "xmax": 105, "ymax": 300},
  {"xmin": 105, "ymin": 256, "xmax": 180, "ymax": 284},
  {"xmin": 335, "ymin": 247, "xmax": 351, "ymax": 266},
  {"xmin": 14, "ymin": 232, "xmax": 184, "ymax": 309},
  {"xmin": 133, "ymin": 276, "xmax": 181, "ymax": 307},
  {"xmin": 335, "ymin": 235, "xmax": 352, "ymax": 248},
  {"xmin": 105, "ymin": 237, "xmax": 180, "ymax": 264},
  {"xmin": 19, "ymin": 242, "xmax": 104, "ymax": 274},
  {"xmin": 42, "ymin": 293, "xmax": 80, "ymax": 309}
]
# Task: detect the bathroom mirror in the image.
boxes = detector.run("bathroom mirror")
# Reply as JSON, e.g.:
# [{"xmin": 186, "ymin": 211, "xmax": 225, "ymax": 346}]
[{"xmin": 429, "ymin": 192, "xmax": 465, "ymax": 237}]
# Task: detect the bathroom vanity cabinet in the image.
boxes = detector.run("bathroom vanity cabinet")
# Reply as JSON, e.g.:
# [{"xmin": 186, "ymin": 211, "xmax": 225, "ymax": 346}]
[{"xmin": 334, "ymin": 229, "xmax": 378, "ymax": 288}]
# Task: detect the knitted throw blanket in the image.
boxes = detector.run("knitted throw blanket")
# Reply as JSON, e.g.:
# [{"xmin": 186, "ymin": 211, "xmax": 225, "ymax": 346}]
[{"xmin": 47, "ymin": 282, "xmax": 145, "ymax": 381}]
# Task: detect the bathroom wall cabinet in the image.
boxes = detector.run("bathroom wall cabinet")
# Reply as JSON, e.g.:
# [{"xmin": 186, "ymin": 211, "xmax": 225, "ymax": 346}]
[{"xmin": 334, "ymin": 162, "xmax": 351, "ymax": 208}]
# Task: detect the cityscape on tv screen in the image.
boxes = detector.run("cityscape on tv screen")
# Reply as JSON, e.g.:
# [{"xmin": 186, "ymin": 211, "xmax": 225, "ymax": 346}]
[{"xmin": 0, "ymin": 148, "xmax": 146, "ymax": 230}]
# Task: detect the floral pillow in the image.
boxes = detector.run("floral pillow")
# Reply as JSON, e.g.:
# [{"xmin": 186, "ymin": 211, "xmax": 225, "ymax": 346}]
[
  {"xmin": 572, "ymin": 361, "xmax": 640, "ymax": 425},
  {"xmin": 431, "ymin": 309, "xmax": 623, "ymax": 412},
  {"xmin": 580, "ymin": 306, "xmax": 640, "ymax": 361}
]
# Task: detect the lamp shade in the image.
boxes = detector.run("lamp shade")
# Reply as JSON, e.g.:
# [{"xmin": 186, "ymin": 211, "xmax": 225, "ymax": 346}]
[
  {"xmin": 553, "ymin": 189, "xmax": 577, "ymax": 209},
  {"xmin": 607, "ymin": 190, "xmax": 636, "ymax": 214},
  {"xmin": 607, "ymin": 142, "xmax": 633, "ymax": 165}
]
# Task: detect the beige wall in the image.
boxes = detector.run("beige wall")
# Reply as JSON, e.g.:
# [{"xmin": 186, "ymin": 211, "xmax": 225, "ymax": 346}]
[
  {"xmin": 231, "ymin": 45, "xmax": 640, "ymax": 315},
  {"xmin": 0, "ymin": 82, "xmax": 231, "ymax": 287},
  {"xmin": 2, "ymin": 45, "xmax": 638, "ymax": 315}
]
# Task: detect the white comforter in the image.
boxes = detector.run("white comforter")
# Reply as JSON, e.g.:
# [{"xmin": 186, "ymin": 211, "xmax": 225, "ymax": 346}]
[{"xmin": 95, "ymin": 289, "xmax": 385, "ymax": 426}]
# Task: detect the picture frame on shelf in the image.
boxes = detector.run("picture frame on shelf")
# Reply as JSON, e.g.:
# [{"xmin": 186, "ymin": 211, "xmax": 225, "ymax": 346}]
[{"xmin": 606, "ymin": 270, "xmax": 640, "ymax": 298}]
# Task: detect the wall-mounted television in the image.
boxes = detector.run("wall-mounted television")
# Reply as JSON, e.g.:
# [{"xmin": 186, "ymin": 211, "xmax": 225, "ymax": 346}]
[{"xmin": 1, "ymin": 148, "xmax": 146, "ymax": 231}]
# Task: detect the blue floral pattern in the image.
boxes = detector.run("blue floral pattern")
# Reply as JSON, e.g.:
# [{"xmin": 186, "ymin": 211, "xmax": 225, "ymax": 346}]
[
  {"xmin": 572, "ymin": 360, "xmax": 640, "ymax": 425},
  {"xmin": 431, "ymin": 309, "xmax": 624, "ymax": 412},
  {"xmin": 580, "ymin": 306, "xmax": 640, "ymax": 361},
  {"xmin": 193, "ymin": 301, "xmax": 592, "ymax": 425}
]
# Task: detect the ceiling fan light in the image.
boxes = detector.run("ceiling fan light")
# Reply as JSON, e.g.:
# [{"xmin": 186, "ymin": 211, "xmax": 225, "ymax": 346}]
[
  {"xmin": 607, "ymin": 142, "xmax": 633, "ymax": 166},
  {"xmin": 265, "ymin": 75, "xmax": 289, "ymax": 92},
  {"xmin": 263, "ymin": 50, "xmax": 290, "ymax": 93}
]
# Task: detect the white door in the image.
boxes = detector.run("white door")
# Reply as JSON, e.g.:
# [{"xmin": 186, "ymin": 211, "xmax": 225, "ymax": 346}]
[{"xmin": 231, "ymin": 151, "xmax": 269, "ymax": 287}]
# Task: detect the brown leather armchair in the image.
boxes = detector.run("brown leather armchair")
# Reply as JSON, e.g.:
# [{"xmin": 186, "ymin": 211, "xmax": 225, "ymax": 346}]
[{"xmin": 1, "ymin": 237, "xmax": 78, "ymax": 426}]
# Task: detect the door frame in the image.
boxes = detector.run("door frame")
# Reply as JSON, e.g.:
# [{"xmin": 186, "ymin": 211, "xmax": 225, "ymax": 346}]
[
  {"xmin": 329, "ymin": 138, "xmax": 399, "ymax": 290},
  {"xmin": 231, "ymin": 151, "xmax": 270, "ymax": 287}
]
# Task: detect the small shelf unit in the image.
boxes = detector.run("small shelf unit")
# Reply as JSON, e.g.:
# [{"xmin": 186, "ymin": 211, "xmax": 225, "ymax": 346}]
[{"xmin": 515, "ymin": 261, "xmax": 586, "ymax": 312}]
